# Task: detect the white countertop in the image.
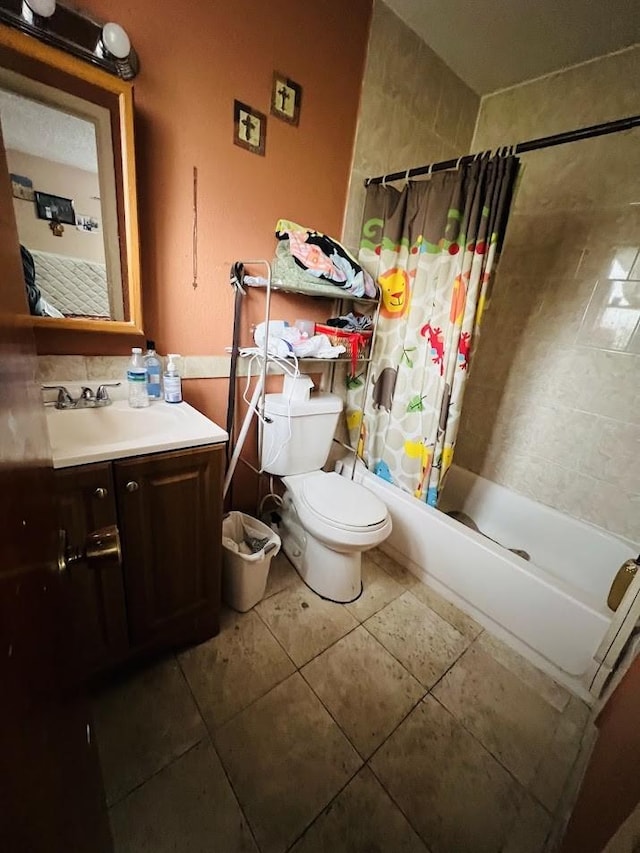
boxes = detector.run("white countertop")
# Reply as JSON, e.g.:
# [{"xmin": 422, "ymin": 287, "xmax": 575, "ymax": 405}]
[{"xmin": 46, "ymin": 399, "xmax": 228, "ymax": 469}]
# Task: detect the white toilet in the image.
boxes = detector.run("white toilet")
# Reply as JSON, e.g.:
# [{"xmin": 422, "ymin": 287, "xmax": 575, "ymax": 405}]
[{"xmin": 261, "ymin": 392, "xmax": 391, "ymax": 602}]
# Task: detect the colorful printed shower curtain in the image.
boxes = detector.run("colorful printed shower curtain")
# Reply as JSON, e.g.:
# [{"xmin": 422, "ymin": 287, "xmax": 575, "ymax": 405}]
[{"xmin": 350, "ymin": 155, "xmax": 519, "ymax": 505}]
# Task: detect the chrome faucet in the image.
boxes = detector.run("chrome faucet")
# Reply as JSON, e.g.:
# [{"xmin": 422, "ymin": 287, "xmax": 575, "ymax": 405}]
[{"xmin": 43, "ymin": 383, "xmax": 121, "ymax": 409}]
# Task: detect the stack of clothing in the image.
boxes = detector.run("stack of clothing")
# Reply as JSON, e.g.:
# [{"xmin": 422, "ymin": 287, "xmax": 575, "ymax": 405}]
[{"xmin": 274, "ymin": 219, "xmax": 377, "ymax": 299}]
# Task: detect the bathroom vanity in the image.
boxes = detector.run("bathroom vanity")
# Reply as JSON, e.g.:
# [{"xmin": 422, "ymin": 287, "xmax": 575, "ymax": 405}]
[{"xmin": 46, "ymin": 400, "xmax": 227, "ymax": 678}]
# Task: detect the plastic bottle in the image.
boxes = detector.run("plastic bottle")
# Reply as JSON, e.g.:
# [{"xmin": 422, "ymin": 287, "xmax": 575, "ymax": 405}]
[
  {"xmin": 144, "ymin": 339, "xmax": 162, "ymax": 400},
  {"xmin": 127, "ymin": 347, "xmax": 149, "ymax": 408},
  {"xmin": 163, "ymin": 353, "xmax": 182, "ymax": 403}
]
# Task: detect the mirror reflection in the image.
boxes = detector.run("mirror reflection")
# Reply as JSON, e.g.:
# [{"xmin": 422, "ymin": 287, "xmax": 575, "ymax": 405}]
[{"xmin": 0, "ymin": 70, "xmax": 124, "ymax": 321}]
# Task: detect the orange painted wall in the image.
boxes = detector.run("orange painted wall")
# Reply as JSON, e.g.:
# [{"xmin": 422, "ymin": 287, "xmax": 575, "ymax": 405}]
[{"xmin": 37, "ymin": 0, "xmax": 373, "ymax": 369}]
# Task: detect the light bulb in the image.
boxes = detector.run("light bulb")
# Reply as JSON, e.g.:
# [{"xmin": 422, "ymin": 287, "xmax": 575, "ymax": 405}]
[
  {"xmin": 101, "ymin": 22, "xmax": 131, "ymax": 60},
  {"xmin": 25, "ymin": 0, "xmax": 56, "ymax": 17}
]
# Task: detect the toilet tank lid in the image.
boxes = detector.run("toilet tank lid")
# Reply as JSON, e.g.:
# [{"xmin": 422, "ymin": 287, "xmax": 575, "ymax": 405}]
[{"xmin": 264, "ymin": 392, "xmax": 343, "ymax": 417}]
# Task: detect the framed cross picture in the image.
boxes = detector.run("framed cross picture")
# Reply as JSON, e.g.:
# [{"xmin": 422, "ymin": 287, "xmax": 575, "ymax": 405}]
[
  {"xmin": 233, "ymin": 100, "xmax": 266, "ymax": 156},
  {"xmin": 271, "ymin": 72, "xmax": 301, "ymax": 126}
]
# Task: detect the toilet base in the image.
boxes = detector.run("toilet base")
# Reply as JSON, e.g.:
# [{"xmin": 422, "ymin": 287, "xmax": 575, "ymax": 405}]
[{"xmin": 279, "ymin": 505, "xmax": 363, "ymax": 603}]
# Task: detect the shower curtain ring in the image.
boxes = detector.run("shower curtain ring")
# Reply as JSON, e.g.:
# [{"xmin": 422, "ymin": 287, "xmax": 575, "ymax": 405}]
[
  {"xmin": 455, "ymin": 156, "xmax": 463, "ymax": 170},
  {"xmin": 382, "ymin": 174, "xmax": 388, "ymax": 188},
  {"xmin": 404, "ymin": 168, "xmax": 411, "ymax": 186}
]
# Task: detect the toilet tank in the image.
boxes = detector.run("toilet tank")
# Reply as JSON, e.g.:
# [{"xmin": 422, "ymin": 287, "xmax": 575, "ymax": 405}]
[{"xmin": 261, "ymin": 393, "xmax": 343, "ymax": 476}]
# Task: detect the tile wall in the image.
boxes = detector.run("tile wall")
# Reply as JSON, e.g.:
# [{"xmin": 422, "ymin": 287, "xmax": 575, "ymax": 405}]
[
  {"xmin": 341, "ymin": 0, "xmax": 479, "ymax": 254},
  {"xmin": 455, "ymin": 46, "xmax": 640, "ymax": 542}
]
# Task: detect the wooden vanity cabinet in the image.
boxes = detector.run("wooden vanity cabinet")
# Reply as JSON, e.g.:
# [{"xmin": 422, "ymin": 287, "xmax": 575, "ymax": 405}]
[{"xmin": 55, "ymin": 445, "xmax": 223, "ymax": 677}]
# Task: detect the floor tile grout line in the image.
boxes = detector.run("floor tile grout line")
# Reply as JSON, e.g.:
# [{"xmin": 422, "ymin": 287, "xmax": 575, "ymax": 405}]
[
  {"xmin": 424, "ymin": 632, "xmax": 580, "ymax": 814},
  {"xmin": 297, "ymin": 659, "xmax": 377, "ymax": 762},
  {"xmin": 175, "ymin": 611, "xmax": 297, "ymax": 731},
  {"xmin": 175, "ymin": 652, "xmax": 263, "ymax": 852},
  {"xmin": 358, "ymin": 609, "xmax": 474, "ymax": 696},
  {"xmin": 252, "ymin": 604, "xmax": 302, "ymax": 669},
  {"xmin": 255, "ymin": 597, "xmax": 363, "ymax": 671},
  {"xmin": 106, "ymin": 736, "xmax": 205, "ymax": 811},
  {"xmin": 365, "ymin": 757, "xmax": 433, "ymax": 851},
  {"xmin": 425, "ymin": 629, "xmax": 483, "ymax": 695},
  {"xmin": 428, "ymin": 692, "xmax": 554, "ymax": 817},
  {"xmin": 282, "ymin": 762, "xmax": 367, "ymax": 853},
  {"xmin": 362, "ymin": 689, "xmax": 429, "ymax": 768}
]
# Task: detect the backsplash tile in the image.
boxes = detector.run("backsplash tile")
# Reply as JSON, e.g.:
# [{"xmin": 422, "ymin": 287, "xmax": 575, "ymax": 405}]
[{"xmin": 37, "ymin": 355, "xmax": 87, "ymax": 383}]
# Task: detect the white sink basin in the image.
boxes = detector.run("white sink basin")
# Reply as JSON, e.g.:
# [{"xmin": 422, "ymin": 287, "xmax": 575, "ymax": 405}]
[{"xmin": 46, "ymin": 400, "xmax": 228, "ymax": 469}]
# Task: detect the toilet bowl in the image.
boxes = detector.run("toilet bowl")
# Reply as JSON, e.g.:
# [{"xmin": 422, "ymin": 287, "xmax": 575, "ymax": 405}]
[
  {"xmin": 279, "ymin": 471, "xmax": 392, "ymax": 601},
  {"xmin": 261, "ymin": 390, "xmax": 392, "ymax": 602}
]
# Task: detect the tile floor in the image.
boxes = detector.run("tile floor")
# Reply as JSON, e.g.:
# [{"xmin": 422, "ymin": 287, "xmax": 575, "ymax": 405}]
[{"xmin": 93, "ymin": 548, "xmax": 590, "ymax": 853}]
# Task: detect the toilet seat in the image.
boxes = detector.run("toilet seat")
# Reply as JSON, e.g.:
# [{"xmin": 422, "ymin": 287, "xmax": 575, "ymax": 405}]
[
  {"xmin": 282, "ymin": 471, "xmax": 392, "ymax": 552},
  {"xmin": 300, "ymin": 472, "xmax": 388, "ymax": 532}
]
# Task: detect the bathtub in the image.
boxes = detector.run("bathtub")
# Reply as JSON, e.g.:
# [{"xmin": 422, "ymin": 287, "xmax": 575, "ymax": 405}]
[{"xmin": 347, "ymin": 461, "xmax": 639, "ymax": 698}]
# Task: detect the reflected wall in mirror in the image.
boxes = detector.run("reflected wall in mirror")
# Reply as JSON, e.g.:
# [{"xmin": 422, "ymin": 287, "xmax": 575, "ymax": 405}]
[{"xmin": 0, "ymin": 25, "xmax": 142, "ymax": 334}]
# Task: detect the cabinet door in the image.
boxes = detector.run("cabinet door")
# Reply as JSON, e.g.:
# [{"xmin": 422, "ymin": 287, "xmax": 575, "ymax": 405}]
[
  {"xmin": 114, "ymin": 446, "xmax": 222, "ymax": 652},
  {"xmin": 55, "ymin": 463, "xmax": 129, "ymax": 676}
]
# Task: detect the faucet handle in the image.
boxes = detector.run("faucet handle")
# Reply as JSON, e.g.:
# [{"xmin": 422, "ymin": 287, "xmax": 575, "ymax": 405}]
[
  {"xmin": 42, "ymin": 385, "xmax": 74, "ymax": 407},
  {"xmin": 80, "ymin": 386, "xmax": 96, "ymax": 401},
  {"xmin": 96, "ymin": 382, "xmax": 121, "ymax": 402}
]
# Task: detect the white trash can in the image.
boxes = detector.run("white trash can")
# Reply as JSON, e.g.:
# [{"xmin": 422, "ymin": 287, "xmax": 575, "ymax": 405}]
[{"xmin": 222, "ymin": 512, "xmax": 281, "ymax": 612}]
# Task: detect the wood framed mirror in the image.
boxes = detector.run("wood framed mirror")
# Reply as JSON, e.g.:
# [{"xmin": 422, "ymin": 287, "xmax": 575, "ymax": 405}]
[{"xmin": 0, "ymin": 24, "xmax": 142, "ymax": 334}]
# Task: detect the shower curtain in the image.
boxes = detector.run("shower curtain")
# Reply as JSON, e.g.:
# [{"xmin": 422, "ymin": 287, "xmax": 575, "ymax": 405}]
[{"xmin": 350, "ymin": 154, "xmax": 519, "ymax": 505}]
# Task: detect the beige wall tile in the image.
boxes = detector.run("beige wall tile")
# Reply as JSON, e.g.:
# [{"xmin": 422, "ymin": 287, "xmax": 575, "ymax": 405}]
[
  {"xmin": 84, "ymin": 355, "xmax": 130, "ymax": 382},
  {"xmin": 458, "ymin": 45, "xmax": 640, "ymax": 541},
  {"xmin": 37, "ymin": 355, "xmax": 87, "ymax": 383},
  {"xmin": 343, "ymin": 0, "xmax": 479, "ymax": 249}
]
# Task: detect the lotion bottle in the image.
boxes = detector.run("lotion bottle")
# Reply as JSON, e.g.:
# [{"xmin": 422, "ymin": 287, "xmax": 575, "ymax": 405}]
[{"xmin": 163, "ymin": 353, "xmax": 182, "ymax": 403}]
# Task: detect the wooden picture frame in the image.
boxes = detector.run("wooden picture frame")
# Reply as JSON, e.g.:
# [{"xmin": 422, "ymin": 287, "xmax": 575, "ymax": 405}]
[
  {"xmin": 270, "ymin": 72, "xmax": 301, "ymax": 126},
  {"xmin": 10, "ymin": 173, "xmax": 34, "ymax": 200},
  {"xmin": 34, "ymin": 190, "xmax": 76, "ymax": 225},
  {"xmin": 233, "ymin": 100, "xmax": 266, "ymax": 156}
]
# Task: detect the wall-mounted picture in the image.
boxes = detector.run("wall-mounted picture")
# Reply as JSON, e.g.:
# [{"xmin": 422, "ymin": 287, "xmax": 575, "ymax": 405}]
[
  {"xmin": 270, "ymin": 72, "xmax": 302, "ymax": 126},
  {"xmin": 76, "ymin": 213, "xmax": 100, "ymax": 232},
  {"xmin": 34, "ymin": 191, "xmax": 76, "ymax": 225},
  {"xmin": 233, "ymin": 100, "xmax": 266, "ymax": 156},
  {"xmin": 10, "ymin": 173, "xmax": 34, "ymax": 201}
]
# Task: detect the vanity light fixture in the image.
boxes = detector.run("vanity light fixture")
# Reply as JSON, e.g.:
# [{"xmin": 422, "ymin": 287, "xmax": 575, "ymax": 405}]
[
  {"xmin": 22, "ymin": 0, "xmax": 55, "ymax": 21},
  {"xmin": 100, "ymin": 23, "xmax": 130, "ymax": 60},
  {"xmin": 0, "ymin": 0, "xmax": 139, "ymax": 79},
  {"xmin": 96, "ymin": 21, "xmax": 138, "ymax": 79}
]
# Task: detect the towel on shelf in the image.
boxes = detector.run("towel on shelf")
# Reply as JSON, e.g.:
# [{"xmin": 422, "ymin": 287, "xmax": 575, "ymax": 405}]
[{"xmin": 275, "ymin": 219, "xmax": 377, "ymax": 299}]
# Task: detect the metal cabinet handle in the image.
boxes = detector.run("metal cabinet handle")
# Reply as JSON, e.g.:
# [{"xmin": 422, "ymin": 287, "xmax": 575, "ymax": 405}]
[
  {"xmin": 94, "ymin": 487, "xmax": 108, "ymax": 499},
  {"xmin": 57, "ymin": 526, "xmax": 121, "ymax": 574},
  {"xmin": 125, "ymin": 480, "xmax": 139, "ymax": 492}
]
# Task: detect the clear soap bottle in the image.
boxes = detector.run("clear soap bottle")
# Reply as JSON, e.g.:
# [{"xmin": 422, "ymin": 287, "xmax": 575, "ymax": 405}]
[
  {"xmin": 144, "ymin": 339, "xmax": 162, "ymax": 400},
  {"xmin": 127, "ymin": 347, "xmax": 149, "ymax": 408},
  {"xmin": 163, "ymin": 353, "xmax": 182, "ymax": 403}
]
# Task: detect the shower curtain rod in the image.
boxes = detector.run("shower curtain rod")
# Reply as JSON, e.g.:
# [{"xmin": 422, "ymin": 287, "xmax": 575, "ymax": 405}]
[{"xmin": 364, "ymin": 113, "xmax": 640, "ymax": 186}]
